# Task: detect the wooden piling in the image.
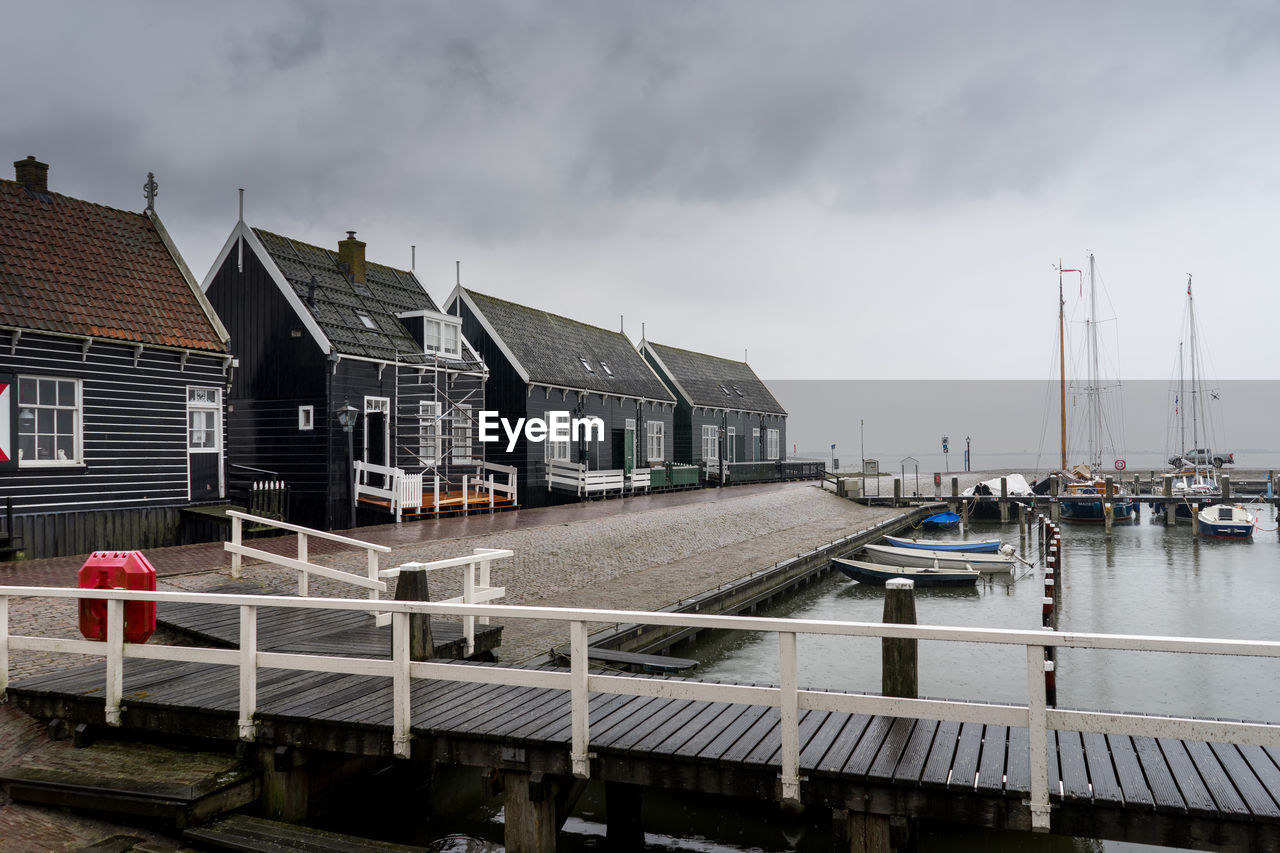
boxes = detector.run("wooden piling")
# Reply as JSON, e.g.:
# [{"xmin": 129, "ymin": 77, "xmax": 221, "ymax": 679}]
[
  {"xmin": 1222, "ymin": 474, "xmax": 1231, "ymax": 502},
  {"xmin": 392, "ymin": 566, "xmax": 434, "ymax": 662},
  {"xmin": 848, "ymin": 812, "xmax": 892, "ymax": 853},
  {"xmin": 1050, "ymin": 475, "xmax": 1061, "ymax": 522},
  {"xmin": 1000, "ymin": 477, "xmax": 1009, "ymax": 522},
  {"xmin": 882, "ymin": 578, "xmax": 917, "ymax": 700},
  {"xmin": 1163, "ymin": 475, "xmax": 1174, "ymax": 527},
  {"xmin": 503, "ymin": 771, "xmax": 560, "ymax": 853},
  {"xmin": 893, "ymin": 478, "xmax": 902, "ymax": 507}
]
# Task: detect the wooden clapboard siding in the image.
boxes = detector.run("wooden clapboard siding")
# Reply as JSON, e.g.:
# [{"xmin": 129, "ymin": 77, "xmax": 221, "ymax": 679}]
[
  {"xmin": 3, "ymin": 329, "xmax": 226, "ymax": 514},
  {"xmin": 1, "ymin": 328, "xmax": 227, "ymax": 558}
]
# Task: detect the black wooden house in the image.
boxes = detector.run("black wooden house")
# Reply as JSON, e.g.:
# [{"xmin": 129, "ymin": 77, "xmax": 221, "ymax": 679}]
[
  {"xmin": 202, "ymin": 221, "xmax": 508, "ymax": 530},
  {"xmin": 639, "ymin": 341, "xmax": 791, "ymax": 483},
  {"xmin": 0, "ymin": 157, "xmax": 232, "ymax": 558},
  {"xmin": 447, "ymin": 288, "xmax": 676, "ymax": 505}
]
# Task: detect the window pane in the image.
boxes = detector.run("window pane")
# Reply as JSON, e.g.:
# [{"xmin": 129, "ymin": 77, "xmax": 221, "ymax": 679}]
[
  {"xmin": 37, "ymin": 408, "xmax": 54, "ymax": 433},
  {"xmin": 57, "ymin": 380, "xmax": 76, "ymax": 406},
  {"xmin": 18, "ymin": 435, "xmax": 33, "ymax": 460},
  {"xmin": 38, "ymin": 379, "xmax": 56, "ymax": 404},
  {"xmin": 56, "ymin": 409, "xmax": 74, "ymax": 435},
  {"xmin": 18, "ymin": 378, "xmax": 35, "ymax": 404},
  {"xmin": 56, "ymin": 436, "xmax": 74, "ymax": 460},
  {"xmin": 37, "ymin": 435, "xmax": 53, "ymax": 459}
]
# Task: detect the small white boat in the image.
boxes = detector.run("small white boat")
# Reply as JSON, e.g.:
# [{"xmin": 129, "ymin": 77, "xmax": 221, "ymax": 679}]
[
  {"xmin": 1197, "ymin": 504, "xmax": 1255, "ymax": 540},
  {"xmin": 862, "ymin": 542, "xmax": 1015, "ymax": 574},
  {"xmin": 833, "ymin": 558, "xmax": 980, "ymax": 587},
  {"xmin": 882, "ymin": 534, "xmax": 1002, "ymax": 553}
]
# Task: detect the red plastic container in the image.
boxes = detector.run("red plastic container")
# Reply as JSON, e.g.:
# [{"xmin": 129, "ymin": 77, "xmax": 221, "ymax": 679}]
[{"xmin": 77, "ymin": 551, "xmax": 156, "ymax": 644}]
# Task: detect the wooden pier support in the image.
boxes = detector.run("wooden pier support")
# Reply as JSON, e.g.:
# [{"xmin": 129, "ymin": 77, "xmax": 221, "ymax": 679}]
[
  {"xmin": 846, "ymin": 811, "xmax": 892, "ymax": 853},
  {"xmin": 1103, "ymin": 477, "xmax": 1114, "ymax": 533},
  {"xmin": 606, "ymin": 781, "xmax": 645, "ymax": 851},
  {"xmin": 1163, "ymin": 475, "xmax": 1174, "ymax": 527},
  {"xmin": 1000, "ymin": 477, "xmax": 1009, "ymax": 522},
  {"xmin": 1222, "ymin": 475, "xmax": 1231, "ymax": 502},
  {"xmin": 882, "ymin": 578, "xmax": 917, "ymax": 699},
  {"xmin": 501, "ymin": 771, "xmax": 585, "ymax": 853},
  {"xmin": 893, "ymin": 478, "xmax": 902, "ymax": 508},
  {"xmin": 392, "ymin": 566, "xmax": 434, "ymax": 661},
  {"xmin": 1049, "ymin": 475, "xmax": 1061, "ymax": 522}
]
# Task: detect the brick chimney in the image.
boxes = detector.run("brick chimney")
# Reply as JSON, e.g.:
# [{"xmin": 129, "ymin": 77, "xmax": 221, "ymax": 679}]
[
  {"xmin": 13, "ymin": 156, "xmax": 48, "ymax": 194},
  {"xmin": 337, "ymin": 231, "xmax": 366, "ymax": 284}
]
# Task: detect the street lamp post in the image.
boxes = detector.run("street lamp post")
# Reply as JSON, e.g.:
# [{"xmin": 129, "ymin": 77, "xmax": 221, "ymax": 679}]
[
  {"xmin": 965, "ymin": 435, "xmax": 971, "ymax": 472},
  {"xmin": 942, "ymin": 435, "xmax": 950, "ymax": 473},
  {"xmin": 335, "ymin": 399, "xmax": 360, "ymax": 530}
]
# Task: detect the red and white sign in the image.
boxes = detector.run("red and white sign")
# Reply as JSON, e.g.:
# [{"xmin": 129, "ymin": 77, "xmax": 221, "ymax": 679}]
[
  {"xmin": 0, "ymin": 380, "xmax": 10, "ymax": 463},
  {"xmin": 1114, "ymin": 459, "xmax": 1127, "ymax": 471}
]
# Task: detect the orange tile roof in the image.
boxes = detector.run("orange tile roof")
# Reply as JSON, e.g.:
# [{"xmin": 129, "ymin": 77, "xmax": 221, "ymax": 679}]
[{"xmin": 0, "ymin": 179, "xmax": 227, "ymax": 352}]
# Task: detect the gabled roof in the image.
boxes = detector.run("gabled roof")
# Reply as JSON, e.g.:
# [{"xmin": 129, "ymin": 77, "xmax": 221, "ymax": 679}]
[
  {"xmin": 241, "ymin": 227, "xmax": 475, "ymax": 367},
  {"xmin": 0, "ymin": 178, "xmax": 227, "ymax": 352},
  {"xmin": 642, "ymin": 341, "xmax": 786, "ymax": 415},
  {"xmin": 454, "ymin": 288, "xmax": 674, "ymax": 403}
]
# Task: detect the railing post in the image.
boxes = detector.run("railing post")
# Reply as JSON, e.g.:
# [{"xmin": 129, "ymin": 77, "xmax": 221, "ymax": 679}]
[
  {"xmin": 570, "ymin": 620, "xmax": 590, "ymax": 779},
  {"xmin": 105, "ymin": 597, "xmax": 124, "ymax": 726},
  {"xmin": 239, "ymin": 605, "xmax": 257, "ymax": 740},
  {"xmin": 462, "ymin": 560, "xmax": 477, "ymax": 656},
  {"xmin": 368, "ymin": 548, "xmax": 380, "ymax": 607},
  {"xmin": 477, "ymin": 554, "xmax": 492, "ymax": 627},
  {"xmin": 231, "ymin": 515, "xmax": 243, "ymax": 579},
  {"xmin": 392, "ymin": 611, "xmax": 412, "ymax": 758},
  {"xmin": 779, "ymin": 631, "xmax": 801, "ymax": 804},
  {"xmin": 297, "ymin": 532, "xmax": 309, "ymax": 597},
  {"xmin": 1026, "ymin": 644, "xmax": 1051, "ymax": 831},
  {"xmin": 0, "ymin": 595, "xmax": 9, "ymax": 694}
]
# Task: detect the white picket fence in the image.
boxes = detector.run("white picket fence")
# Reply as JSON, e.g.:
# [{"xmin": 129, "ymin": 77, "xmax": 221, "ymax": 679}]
[
  {"xmin": 3, "ymin": 589, "xmax": 1280, "ymax": 832},
  {"xmin": 548, "ymin": 459, "xmax": 650, "ymax": 496}
]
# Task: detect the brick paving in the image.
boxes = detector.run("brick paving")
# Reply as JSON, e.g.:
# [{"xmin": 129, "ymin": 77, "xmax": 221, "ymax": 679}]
[{"xmin": 0, "ymin": 480, "xmax": 897, "ymax": 848}]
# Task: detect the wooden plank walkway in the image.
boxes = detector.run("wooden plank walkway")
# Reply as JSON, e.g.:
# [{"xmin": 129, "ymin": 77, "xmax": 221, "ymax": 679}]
[
  {"xmin": 156, "ymin": 582, "xmax": 502, "ymax": 660},
  {"xmin": 9, "ymin": 663, "xmax": 1280, "ymax": 849}
]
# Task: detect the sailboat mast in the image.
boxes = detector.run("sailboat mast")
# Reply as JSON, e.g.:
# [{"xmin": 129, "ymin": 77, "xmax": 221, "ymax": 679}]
[
  {"xmin": 1085, "ymin": 254, "xmax": 1103, "ymax": 469},
  {"xmin": 1059, "ymin": 262, "xmax": 1067, "ymax": 469},
  {"xmin": 1188, "ymin": 274, "xmax": 1200, "ymax": 464}
]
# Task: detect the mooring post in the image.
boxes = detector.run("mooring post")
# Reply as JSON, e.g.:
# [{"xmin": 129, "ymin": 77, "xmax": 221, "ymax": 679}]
[
  {"xmin": 1000, "ymin": 476, "xmax": 1009, "ymax": 523},
  {"xmin": 1163, "ymin": 474, "xmax": 1174, "ymax": 527},
  {"xmin": 882, "ymin": 578, "xmax": 917, "ymax": 699},
  {"xmin": 503, "ymin": 771, "xmax": 560, "ymax": 853},
  {"xmin": 949, "ymin": 477, "xmax": 959, "ymax": 515},
  {"xmin": 1222, "ymin": 474, "xmax": 1231, "ymax": 502},
  {"xmin": 1049, "ymin": 475, "xmax": 1061, "ymax": 523},
  {"xmin": 392, "ymin": 564, "xmax": 434, "ymax": 661},
  {"xmin": 847, "ymin": 811, "xmax": 892, "ymax": 853},
  {"xmin": 1191, "ymin": 504, "xmax": 1201, "ymax": 535},
  {"xmin": 893, "ymin": 478, "xmax": 902, "ymax": 508}
]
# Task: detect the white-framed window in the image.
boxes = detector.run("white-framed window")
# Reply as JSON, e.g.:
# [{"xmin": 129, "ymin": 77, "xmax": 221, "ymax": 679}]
[
  {"xmin": 767, "ymin": 428, "xmax": 780, "ymax": 461},
  {"xmin": 17, "ymin": 376, "xmax": 81, "ymax": 466},
  {"xmin": 422, "ymin": 317, "xmax": 462, "ymax": 358},
  {"xmin": 545, "ymin": 410, "xmax": 571, "ymax": 462},
  {"xmin": 187, "ymin": 387, "xmax": 222, "ymax": 452},
  {"xmin": 451, "ymin": 404, "xmax": 472, "ymax": 463},
  {"xmin": 298, "ymin": 405, "xmax": 314, "ymax": 431},
  {"xmin": 701, "ymin": 424, "xmax": 718, "ymax": 462},
  {"xmin": 646, "ymin": 420, "xmax": 664, "ymax": 464},
  {"xmin": 365, "ymin": 397, "xmax": 390, "ymax": 415},
  {"xmin": 751, "ymin": 427, "xmax": 760, "ymax": 462},
  {"xmin": 419, "ymin": 401, "xmax": 440, "ymax": 464},
  {"xmin": 726, "ymin": 427, "xmax": 736, "ymax": 463}
]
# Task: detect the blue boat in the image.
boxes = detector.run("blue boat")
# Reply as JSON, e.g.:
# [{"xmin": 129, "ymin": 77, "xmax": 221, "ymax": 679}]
[
  {"xmin": 1060, "ymin": 481, "xmax": 1137, "ymax": 523},
  {"xmin": 1197, "ymin": 504, "xmax": 1255, "ymax": 540},
  {"xmin": 920, "ymin": 512, "xmax": 960, "ymax": 529},
  {"xmin": 882, "ymin": 534, "xmax": 1002, "ymax": 553},
  {"xmin": 833, "ymin": 557, "xmax": 979, "ymax": 588}
]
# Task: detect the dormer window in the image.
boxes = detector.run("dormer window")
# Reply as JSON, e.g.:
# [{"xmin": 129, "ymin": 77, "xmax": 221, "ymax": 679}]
[
  {"xmin": 600, "ymin": 361, "xmax": 614, "ymax": 377},
  {"xmin": 733, "ymin": 386, "xmax": 744, "ymax": 397},
  {"xmin": 720, "ymin": 384, "xmax": 731, "ymax": 396},
  {"xmin": 579, "ymin": 358, "xmax": 595, "ymax": 374},
  {"xmin": 353, "ymin": 282, "xmax": 372, "ymax": 297},
  {"xmin": 356, "ymin": 311, "xmax": 377, "ymax": 330},
  {"xmin": 422, "ymin": 316, "xmax": 461, "ymax": 358}
]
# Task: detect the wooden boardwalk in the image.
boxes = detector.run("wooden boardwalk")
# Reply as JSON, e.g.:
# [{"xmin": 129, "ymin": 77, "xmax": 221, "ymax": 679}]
[
  {"xmin": 156, "ymin": 582, "xmax": 503, "ymax": 660},
  {"xmin": 9, "ymin": 661, "xmax": 1280, "ymax": 850}
]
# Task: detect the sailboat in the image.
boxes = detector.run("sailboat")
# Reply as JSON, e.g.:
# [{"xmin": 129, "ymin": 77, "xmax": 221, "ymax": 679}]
[
  {"xmin": 1049, "ymin": 254, "xmax": 1137, "ymax": 523},
  {"xmin": 1156, "ymin": 276, "xmax": 1224, "ymax": 522}
]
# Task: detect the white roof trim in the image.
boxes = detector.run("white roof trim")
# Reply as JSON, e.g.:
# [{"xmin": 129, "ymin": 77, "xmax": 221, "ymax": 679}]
[
  {"xmin": 528, "ymin": 381, "xmax": 671, "ymax": 407},
  {"xmin": 639, "ymin": 341, "xmax": 694, "ymax": 407},
  {"xmin": 148, "ymin": 210, "xmax": 229, "ymax": 346},
  {"xmin": 448, "ymin": 285, "xmax": 530, "ymax": 384}
]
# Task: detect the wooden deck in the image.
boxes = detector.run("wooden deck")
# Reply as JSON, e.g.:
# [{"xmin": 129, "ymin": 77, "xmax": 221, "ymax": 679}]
[
  {"xmin": 357, "ymin": 490, "xmax": 517, "ymax": 519},
  {"xmin": 9, "ymin": 662, "xmax": 1280, "ymax": 850},
  {"xmin": 156, "ymin": 582, "xmax": 503, "ymax": 661}
]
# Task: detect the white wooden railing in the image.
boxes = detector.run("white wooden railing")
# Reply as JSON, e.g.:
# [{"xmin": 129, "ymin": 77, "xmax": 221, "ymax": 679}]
[
  {"xmin": 226, "ymin": 510, "xmax": 389, "ymax": 602},
  {"xmin": 4, "ymin": 589, "xmax": 1280, "ymax": 832},
  {"xmin": 379, "ymin": 548, "xmax": 512, "ymax": 649},
  {"xmin": 549, "ymin": 460, "xmax": 652, "ymax": 496},
  {"xmin": 357, "ymin": 461, "xmax": 518, "ymax": 519}
]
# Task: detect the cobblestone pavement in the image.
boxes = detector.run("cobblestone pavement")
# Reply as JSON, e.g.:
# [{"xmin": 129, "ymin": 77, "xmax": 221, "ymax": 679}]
[{"xmin": 0, "ymin": 481, "xmax": 898, "ymax": 848}]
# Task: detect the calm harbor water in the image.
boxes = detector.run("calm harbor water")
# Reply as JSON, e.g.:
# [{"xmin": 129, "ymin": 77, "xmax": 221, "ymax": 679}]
[{"xmin": 343, "ymin": 504, "xmax": 1280, "ymax": 851}]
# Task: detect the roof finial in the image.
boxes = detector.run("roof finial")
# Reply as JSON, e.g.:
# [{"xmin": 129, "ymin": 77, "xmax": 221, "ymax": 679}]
[{"xmin": 143, "ymin": 172, "xmax": 158, "ymax": 211}]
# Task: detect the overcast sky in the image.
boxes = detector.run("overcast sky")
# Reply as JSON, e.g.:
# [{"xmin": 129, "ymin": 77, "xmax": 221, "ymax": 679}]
[{"xmin": 5, "ymin": 1, "xmax": 1279, "ymax": 381}]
